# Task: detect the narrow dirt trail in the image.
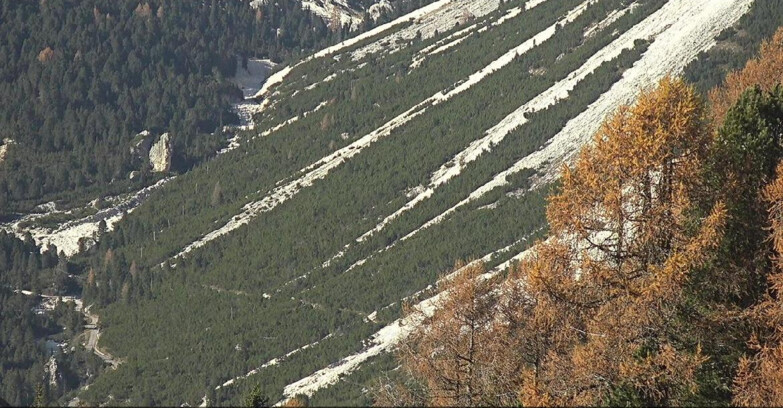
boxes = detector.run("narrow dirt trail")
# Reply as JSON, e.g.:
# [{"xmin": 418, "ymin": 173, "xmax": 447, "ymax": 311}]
[
  {"xmin": 82, "ymin": 304, "xmax": 122, "ymax": 369},
  {"xmin": 12, "ymin": 288, "xmax": 122, "ymax": 369}
]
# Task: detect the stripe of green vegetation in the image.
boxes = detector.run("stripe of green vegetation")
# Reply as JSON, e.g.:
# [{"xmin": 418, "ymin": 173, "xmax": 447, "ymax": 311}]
[
  {"xmin": 272, "ymin": 0, "xmax": 531, "ymax": 93},
  {"xmin": 84, "ymin": 175, "xmax": 550, "ymax": 404},
  {"xmin": 84, "ymin": 278, "xmax": 380, "ymax": 405},
  {"xmin": 87, "ymin": 17, "xmax": 652, "ymax": 404},
  {"xmin": 269, "ymin": 1, "xmax": 542, "ymax": 88},
  {"xmin": 304, "ymin": 184, "xmax": 549, "ymax": 313},
  {"xmin": 260, "ymin": 0, "xmax": 584, "ymax": 126},
  {"xmin": 213, "ymin": 185, "xmax": 548, "ymax": 405},
  {"xmin": 177, "ymin": 0, "xmax": 654, "ymax": 293},
  {"xmin": 127, "ymin": 0, "xmax": 636, "ymax": 270},
  {"xmin": 87, "ymin": 1, "xmax": 660, "ymax": 404},
  {"xmin": 100, "ymin": 0, "xmax": 597, "ymax": 268},
  {"xmin": 283, "ymin": 45, "xmax": 643, "ymax": 317},
  {"xmin": 92, "ymin": 47, "xmax": 627, "ymax": 407},
  {"xmin": 303, "ymin": 204, "xmax": 555, "ymax": 407},
  {"xmin": 285, "ymin": 33, "xmax": 649, "ymax": 310},
  {"xmin": 359, "ymin": 42, "xmax": 648, "ymax": 256},
  {"xmin": 684, "ymin": 0, "xmax": 783, "ymax": 93},
  {"xmin": 154, "ymin": 32, "xmax": 634, "ymax": 315}
]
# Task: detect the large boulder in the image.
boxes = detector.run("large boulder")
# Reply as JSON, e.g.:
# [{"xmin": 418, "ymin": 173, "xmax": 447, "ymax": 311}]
[
  {"xmin": 130, "ymin": 130, "xmax": 154, "ymax": 157},
  {"xmin": 149, "ymin": 132, "xmax": 172, "ymax": 172},
  {"xmin": 0, "ymin": 138, "xmax": 14, "ymax": 163}
]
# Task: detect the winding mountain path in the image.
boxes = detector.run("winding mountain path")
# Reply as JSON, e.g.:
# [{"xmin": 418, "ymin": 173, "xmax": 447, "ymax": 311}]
[
  {"xmin": 12, "ymin": 289, "xmax": 121, "ymax": 369},
  {"xmin": 83, "ymin": 304, "xmax": 122, "ymax": 369}
]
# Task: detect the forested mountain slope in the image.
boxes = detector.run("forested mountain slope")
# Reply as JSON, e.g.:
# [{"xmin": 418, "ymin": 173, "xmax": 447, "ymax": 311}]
[
  {"xmin": 385, "ymin": 30, "xmax": 783, "ymax": 406},
  {"xmin": 0, "ymin": 0, "xmax": 416, "ymax": 216},
  {"xmin": 3, "ymin": 0, "xmax": 783, "ymax": 406},
  {"xmin": 0, "ymin": 0, "xmax": 417, "ymax": 405}
]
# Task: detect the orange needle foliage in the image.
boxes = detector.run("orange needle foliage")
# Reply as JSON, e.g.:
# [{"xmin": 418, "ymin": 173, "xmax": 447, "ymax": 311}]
[
  {"xmin": 520, "ymin": 77, "xmax": 726, "ymax": 406},
  {"xmin": 380, "ymin": 28, "xmax": 783, "ymax": 408},
  {"xmin": 382, "ymin": 262, "xmax": 518, "ymax": 407},
  {"xmin": 380, "ymin": 78, "xmax": 728, "ymax": 407},
  {"xmin": 732, "ymin": 162, "xmax": 783, "ymax": 407},
  {"xmin": 710, "ymin": 28, "xmax": 783, "ymax": 125}
]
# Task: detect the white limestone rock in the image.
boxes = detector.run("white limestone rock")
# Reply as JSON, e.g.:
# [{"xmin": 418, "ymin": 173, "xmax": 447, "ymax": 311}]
[
  {"xmin": 0, "ymin": 138, "xmax": 14, "ymax": 163},
  {"xmin": 149, "ymin": 133, "xmax": 172, "ymax": 173},
  {"xmin": 130, "ymin": 130, "xmax": 154, "ymax": 157}
]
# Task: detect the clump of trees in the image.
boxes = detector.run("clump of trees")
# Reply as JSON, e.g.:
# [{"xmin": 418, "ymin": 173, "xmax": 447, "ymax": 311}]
[
  {"xmin": 0, "ymin": 232, "xmax": 99, "ymax": 406},
  {"xmin": 733, "ymin": 161, "xmax": 783, "ymax": 406},
  {"xmin": 379, "ymin": 28, "xmax": 783, "ymax": 407},
  {"xmin": 0, "ymin": 0, "xmax": 344, "ymax": 212}
]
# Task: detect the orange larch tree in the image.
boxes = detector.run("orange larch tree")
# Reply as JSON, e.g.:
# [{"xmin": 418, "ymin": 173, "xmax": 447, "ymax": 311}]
[
  {"xmin": 380, "ymin": 28, "xmax": 783, "ymax": 406},
  {"xmin": 518, "ymin": 77, "xmax": 727, "ymax": 406},
  {"xmin": 393, "ymin": 262, "xmax": 504, "ymax": 407},
  {"xmin": 732, "ymin": 162, "xmax": 783, "ymax": 407},
  {"xmin": 709, "ymin": 28, "xmax": 783, "ymax": 125}
]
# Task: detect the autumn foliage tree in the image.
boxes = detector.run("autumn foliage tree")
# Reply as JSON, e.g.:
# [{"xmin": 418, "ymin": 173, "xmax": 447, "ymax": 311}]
[
  {"xmin": 732, "ymin": 162, "xmax": 783, "ymax": 406},
  {"xmin": 517, "ymin": 77, "xmax": 727, "ymax": 406},
  {"xmin": 381, "ymin": 28, "xmax": 783, "ymax": 407},
  {"xmin": 381, "ymin": 78, "xmax": 729, "ymax": 406},
  {"xmin": 379, "ymin": 262, "xmax": 504, "ymax": 406},
  {"xmin": 709, "ymin": 27, "xmax": 783, "ymax": 125}
]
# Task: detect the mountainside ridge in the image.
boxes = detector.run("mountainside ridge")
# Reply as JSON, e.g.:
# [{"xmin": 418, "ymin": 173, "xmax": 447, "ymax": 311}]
[
  {"xmin": 3, "ymin": 0, "xmax": 781, "ymax": 405},
  {"xmin": 83, "ymin": 1, "xmax": 766, "ymax": 404},
  {"xmin": 272, "ymin": 0, "xmax": 758, "ymax": 397}
]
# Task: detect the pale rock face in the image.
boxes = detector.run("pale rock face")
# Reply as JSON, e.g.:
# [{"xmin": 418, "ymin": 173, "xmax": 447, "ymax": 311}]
[
  {"xmin": 46, "ymin": 355, "xmax": 61, "ymax": 387},
  {"xmin": 232, "ymin": 58, "xmax": 276, "ymax": 98},
  {"xmin": 0, "ymin": 138, "xmax": 14, "ymax": 163},
  {"xmin": 149, "ymin": 132, "xmax": 172, "ymax": 173},
  {"xmin": 250, "ymin": 0, "xmax": 367, "ymax": 30},
  {"xmin": 130, "ymin": 130, "xmax": 154, "ymax": 157},
  {"xmin": 35, "ymin": 201, "xmax": 57, "ymax": 212},
  {"xmin": 368, "ymin": 0, "xmax": 392, "ymax": 20}
]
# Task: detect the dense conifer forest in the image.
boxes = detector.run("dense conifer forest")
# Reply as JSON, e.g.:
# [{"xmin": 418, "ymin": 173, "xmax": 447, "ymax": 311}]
[
  {"xmin": 0, "ymin": 232, "xmax": 99, "ymax": 406},
  {"xmin": 0, "ymin": 0, "xmax": 375, "ymax": 214}
]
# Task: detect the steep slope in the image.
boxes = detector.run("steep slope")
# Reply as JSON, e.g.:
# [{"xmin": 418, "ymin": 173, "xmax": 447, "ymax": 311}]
[
  {"xmin": 274, "ymin": 3, "xmax": 758, "ymax": 399},
  {"xmin": 67, "ymin": 0, "xmax": 770, "ymax": 405}
]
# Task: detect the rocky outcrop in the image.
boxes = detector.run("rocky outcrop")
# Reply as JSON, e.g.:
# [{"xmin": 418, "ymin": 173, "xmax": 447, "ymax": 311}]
[
  {"xmin": 0, "ymin": 138, "xmax": 14, "ymax": 164},
  {"xmin": 129, "ymin": 130, "xmax": 172, "ymax": 174},
  {"xmin": 130, "ymin": 130, "xmax": 154, "ymax": 157},
  {"xmin": 369, "ymin": 0, "xmax": 392, "ymax": 20},
  {"xmin": 45, "ymin": 355, "xmax": 62, "ymax": 387},
  {"xmin": 149, "ymin": 132, "xmax": 172, "ymax": 172}
]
